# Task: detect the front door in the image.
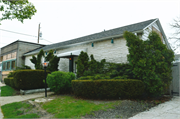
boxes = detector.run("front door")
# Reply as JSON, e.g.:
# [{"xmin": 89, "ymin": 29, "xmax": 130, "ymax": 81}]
[{"xmin": 69, "ymin": 56, "xmax": 73, "ymax": 72}]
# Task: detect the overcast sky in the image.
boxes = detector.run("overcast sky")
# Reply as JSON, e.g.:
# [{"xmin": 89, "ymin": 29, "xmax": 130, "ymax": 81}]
[{"xmin": 0, "ymin": 0, "xmax": 180, "ymax": 54}]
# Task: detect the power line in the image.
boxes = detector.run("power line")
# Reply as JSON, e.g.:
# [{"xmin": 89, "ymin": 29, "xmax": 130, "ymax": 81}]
[
  {"xmin": 41, "ymin": 38, "xmax": 53, "ymax": 43},
  {"xmin": 0, "ymin": 28, "xmax": 38, "ymax": 38},
  {"xmin": 1, "ymin": 35, "xmax": 37, "ymax": 40},
  {"xmin": 0, "ymin": 28, "xmax": 53, "ymax": 44}
]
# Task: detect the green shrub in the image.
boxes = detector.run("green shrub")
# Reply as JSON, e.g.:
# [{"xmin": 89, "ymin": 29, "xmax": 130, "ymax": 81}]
[
  {"xmin": 76, "ymin": 51, "xmax": 89, "ymax": 78},
  {"xmin": 76, "ymin": 51, "xmax": 106, "ymax": 78},
  {"xmin": 78, "ymin": 76, "xmax": 94, "ymax": 80},
  {"xmin": 7, "ymin": 72, "xmax": 14, "ymax": 78},
  {"xmin": 76, "ymin": 52, "xmax": 135, "ymax": 79},
  {"xmin": 9, "ymin": 78, "xmax": 15, "ymax": 88},
  {"xmin": 4, "ymin": 78, "xmax": 10, "ymax": 86},
  {"xmin": 78, "ymin": 75, "xmax": 110, "ymax": 80},
  {"xmin": 4, "ymin": 77, "xmax": 15, "ymax": 88},
  {"xmin": 46, "ymin": 71, "xmax": 75, "ymax": 94},
  {"xmin": 101, "ymin": 76, "xmax": 110, "ymax": 79},
  {"xmin": 123, "ymin": 31, "xmax": 175, "ymax": 97},
  {"xmin": 72, "ymin": 79, "xmax": 144, "ymax": 99},
  {"xmin": 106, "ymin": 63, "xmax": 135, "ymax": 79},
  {"xmin": 12, "ymin": 70, "xmax": 50, "ymax": 90},
  {"xmin": 45, "ymin": 50, "xmax": 60, "ymax": 72}
]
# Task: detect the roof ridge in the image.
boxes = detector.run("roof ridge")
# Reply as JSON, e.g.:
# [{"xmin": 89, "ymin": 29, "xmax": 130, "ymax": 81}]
[{"xmin": 49, "ymin": 18, "xmax": 156, "ymax": 46}]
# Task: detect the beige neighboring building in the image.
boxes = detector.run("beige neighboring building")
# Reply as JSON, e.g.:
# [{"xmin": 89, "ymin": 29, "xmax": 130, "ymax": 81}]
[
  {"xmin": 0, "ymin": 40, "xmax": 44, "ymax": 81},
  {"xmin": 24, "ymin": 18, "xmax": 172, "ymax": 73}
]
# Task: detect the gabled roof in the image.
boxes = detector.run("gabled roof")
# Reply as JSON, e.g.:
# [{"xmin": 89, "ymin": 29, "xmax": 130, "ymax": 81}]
[
  {"xmin": 24, "ymin": 19, "xmax": 157, "ymax": 56},
  {"xmin": 0, "ymin": 40, "xmax": 45, "ymax": 49}
]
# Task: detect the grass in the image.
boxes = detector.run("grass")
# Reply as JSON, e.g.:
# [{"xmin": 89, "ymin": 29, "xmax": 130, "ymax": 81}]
[
  {"xmin": 42, "ymin": 95, "xmax": 122, "ymax": 118},
  {"xmin": 1, "ymin": 95, "xmax": 122, "ymax": 118},
  {"xmin": 0, "ymin": 85, "xmax": 17, "ymax": 96},
  {"xmin": 1, "ymin": 102, "xmax": 40, "ymax": 118}
]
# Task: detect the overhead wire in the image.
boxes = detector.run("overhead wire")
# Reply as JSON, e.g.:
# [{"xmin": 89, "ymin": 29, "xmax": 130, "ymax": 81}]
[
  {"xmin": 0, "ymin": 28, "xmax": 38, "ymax": 38},
  {"xmin": 0, "ymin": 28, "xmax": 54, "ymax": 44}
]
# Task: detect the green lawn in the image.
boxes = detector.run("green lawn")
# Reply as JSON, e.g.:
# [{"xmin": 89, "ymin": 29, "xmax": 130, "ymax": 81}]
[
  {"xmin": 1, "ymin": 95, "xmax": 122, "ymax": 118},
  {"xmin": 0, "ymin": 85, "xmax": 17, "ymax": 96},
  {"xmin": 42, "ymin": 95, "xmax": 122, "ymax": 118},
  {"xmin": 1, "ymin": 102, "xmax": 40, "ymax": 118}
]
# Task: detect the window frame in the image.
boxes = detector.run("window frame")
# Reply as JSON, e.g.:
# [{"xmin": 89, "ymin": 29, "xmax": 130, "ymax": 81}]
[{"xmin": 2, "ymin": 59, "xmax": 16, "ymax": 71}]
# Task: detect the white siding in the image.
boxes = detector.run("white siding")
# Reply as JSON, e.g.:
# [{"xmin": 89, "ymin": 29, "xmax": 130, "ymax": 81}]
[
  {"xmin": 56, "ymin": 37, "xmax": 129, "ymax": 72},
  {"xmin": 142, "ymin": 21, "xmax": 165, "ymax": 44},
  {"xmin": 25, "ymin": 55, "xmax": 35, "ymax": 69},
  {"xmin": 25, "ymin": 37, "xmax": 129, "ymax": 72},
  {"xmin": 152, "ymin": 22, "xmax": 160, "ymax": 31}
]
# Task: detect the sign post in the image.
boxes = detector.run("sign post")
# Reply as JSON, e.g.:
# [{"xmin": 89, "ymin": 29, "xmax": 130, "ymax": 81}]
[{"xmin": 42, "ymin": 61, "xmax": 49, "ymax": 97}]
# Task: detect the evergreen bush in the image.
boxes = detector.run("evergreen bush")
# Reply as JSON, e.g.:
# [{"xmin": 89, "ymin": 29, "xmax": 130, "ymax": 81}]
[
  {"xmin": 46, "ymin": 71, "xmax": 75, "ymax": 94},
  {"xmin": 76, "ymin": 51, "xmax": 89, "ymax": 78},
  {"xmin": 30, "ymin": 49, "xmax": 60, "ymax": 72},
  {"xmin": 123, "ymin": 31, "xmax": 174, "ymax": 97}
]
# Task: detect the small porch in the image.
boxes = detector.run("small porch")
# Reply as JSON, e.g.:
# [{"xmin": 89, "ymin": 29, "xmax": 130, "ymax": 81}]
[{"xmin": 57, "ymin": 49, "xmax": 87, "ymax": 73}]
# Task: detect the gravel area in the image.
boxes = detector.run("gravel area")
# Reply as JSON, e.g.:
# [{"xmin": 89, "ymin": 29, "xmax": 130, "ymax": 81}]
[{"xmin": 81, "ymin": 99, "xmax": 165, "ymax": 119}]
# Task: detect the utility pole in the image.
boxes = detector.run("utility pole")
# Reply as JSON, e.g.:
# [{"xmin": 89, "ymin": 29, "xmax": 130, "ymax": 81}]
[{"xmin": 37, "ymin": 23, "xmax": 40, "ymax": 43}]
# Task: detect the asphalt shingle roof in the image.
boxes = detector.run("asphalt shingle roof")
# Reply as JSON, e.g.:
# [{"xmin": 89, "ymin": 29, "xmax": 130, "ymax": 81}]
[{"xmin": 24, "ymin": 18, "xmax": 156, "ymax": 56}]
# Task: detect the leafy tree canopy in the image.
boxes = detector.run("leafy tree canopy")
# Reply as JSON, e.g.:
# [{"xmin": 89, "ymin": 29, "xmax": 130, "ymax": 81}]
[{"xmin": 0, "ymin": 0, "xmax": 37, "ymax": 24}]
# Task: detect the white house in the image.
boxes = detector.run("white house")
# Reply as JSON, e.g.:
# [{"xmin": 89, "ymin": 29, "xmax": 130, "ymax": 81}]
[{"xmin": 24, "ymin": 18, "xmax": 172, "ymax": 73}]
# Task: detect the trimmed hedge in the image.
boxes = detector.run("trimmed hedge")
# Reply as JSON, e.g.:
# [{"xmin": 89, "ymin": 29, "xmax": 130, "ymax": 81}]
[
  {"xmin": 72, "ymin": 79, "xmax": 144, "ymax": 99},
  {"xmin": 4, "ymin": 77, "xmax": 16, "ymax": 88},
  {"xmin": 5, "ymin": 70, "xmax": 50, "ymax": 90}
]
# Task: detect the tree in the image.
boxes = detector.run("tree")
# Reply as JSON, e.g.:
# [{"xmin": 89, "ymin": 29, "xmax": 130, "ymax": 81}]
[
  {"xmin": 169, "ymin": 17, "xmax": 180, "ymax": 53},
  {"xmin": 30, "ymin": 49, "xmax": 44, "ymax": 69},
  {"xmin": 123, "ymin": 31, "xmax": 174, "ymax": 97},
  {"xmin": 76, "ymin": 51, "xmax": 89, "ymax": 78},
  {"xmin": 0, "ymin": 0, "xmax": 37, "ymax": 24},
  {"xmin": 30, "ymin": 49, "xmax": 60, "ymax": 72},
  {"xmin": 45, "ymin": 50, "xmax": 60, "ymax": 72}
]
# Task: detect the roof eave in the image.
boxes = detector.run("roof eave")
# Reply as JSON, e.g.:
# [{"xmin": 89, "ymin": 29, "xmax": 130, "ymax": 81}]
[
  {"xmin": 23, "ymin": 30, "xmax": 143, "ymax": 56},
  {"xmin": 156, "ymin": 20, "xmax": 172, "ymax": 50}
]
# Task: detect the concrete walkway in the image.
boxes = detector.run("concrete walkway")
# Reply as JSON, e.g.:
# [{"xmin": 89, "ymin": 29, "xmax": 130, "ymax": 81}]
[
  {"xmin": 129, "ymin": 96, "xmax": 180, "ymax": 119},
  {"xmin": 0, "ymin": 82, "xmax": 54, "ymax": 119}
]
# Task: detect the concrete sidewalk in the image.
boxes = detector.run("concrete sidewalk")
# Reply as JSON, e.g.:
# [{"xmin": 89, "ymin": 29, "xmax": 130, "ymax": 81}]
[
  {"xmin": 0, "ymin": 82, "xmax": 54, "ymax": 118},
  {"xmin": 0, "ymin": 92, "xmax": 54, "ymax": 118},
  {"xmin": 0, "ymin": 82, "xmax": 5, "ymax": 87},
  {"xmin": 0, "ymin": 92, "xmax": 54, "ymax": 106},
  {"xmin": 129, "ymin": 96, "xmax": 180, "ymax": 119}
]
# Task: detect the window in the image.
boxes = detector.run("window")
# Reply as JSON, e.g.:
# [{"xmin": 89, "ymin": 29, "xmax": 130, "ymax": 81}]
[
  {"xmin": 7, "ymin": 62, "xmax": 10, "ymax": 70},
  {"xmin": 3, "ymin": 55, "xmax": 6, "ymax": 61},
  {"xmin": 2, "ymin": 62, "xmax": 6, "ymax": 70},
  {"xmin": 12, "ymin": 52, "xmax": 17, "ymax": 58},
  {"xmin": 7, "ymin": 54, "xmax": 11, "ymax": 59},
  {"xmin": 0, "ymin": 56, "xmax": 3, "ymax": 62},
  {"xmin": 2, "ymin": 60, "xmax": 16, "ymax": 71},
  {"xmin": 12, "ymin": 61, "xmax": 16, "ymax": 69}
]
